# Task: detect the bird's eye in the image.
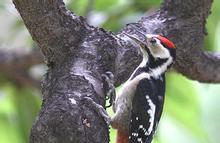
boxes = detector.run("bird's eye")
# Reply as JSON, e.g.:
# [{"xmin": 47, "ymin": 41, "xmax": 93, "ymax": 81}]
[{"xmin": 150, "ymin": 38, "xmax": 156, "ymax": 44}]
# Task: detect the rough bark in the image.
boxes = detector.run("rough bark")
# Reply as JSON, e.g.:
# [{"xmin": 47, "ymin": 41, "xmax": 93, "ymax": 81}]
[{"xmin": 11, "ymin": 0, "xmax": 217, "ymax": 143}]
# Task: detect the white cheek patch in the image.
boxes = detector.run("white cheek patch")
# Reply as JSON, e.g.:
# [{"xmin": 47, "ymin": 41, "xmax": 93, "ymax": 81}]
[
  {"xmin": 149, "ymin": 39, "xmax": 170, "ymax": 59},
  {"xmin": 155, "ymin": 47, "xmax": 170, "ymax": 59}
]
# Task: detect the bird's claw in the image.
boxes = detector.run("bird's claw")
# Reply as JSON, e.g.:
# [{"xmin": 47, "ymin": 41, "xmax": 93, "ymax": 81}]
[
  {"xmin": 102, "ymin": 71, "xmax": 116, "ymax": 108},
  {"xmin": 82, "ymin": 96, "xmax": 111, "ymax": 125}
]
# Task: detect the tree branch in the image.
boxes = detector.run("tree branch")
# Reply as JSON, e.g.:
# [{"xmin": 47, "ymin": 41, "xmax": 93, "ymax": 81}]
[
  {"xmin": 0, "ymin": 48, "xmax": 43, "ymax": 87},
  {"xmin": 0, "ymin": 48, "xmax": 43, "ymax": 70},
  {"xmin": 193, "ymin": 51, "xmax": 220, "ymax": 82},
  {"xmin": 159, "ymin": 0, "xmax": 220, "ymax": 83},
  {"xmin": 12, "ymin": 0, "xmax": 219, "ymax": 143},
  {"xmin": 116, "ymin": 0, "xmax": 219, "ymax": 83}
]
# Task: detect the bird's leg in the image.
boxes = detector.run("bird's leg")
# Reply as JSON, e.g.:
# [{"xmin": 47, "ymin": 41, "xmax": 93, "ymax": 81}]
[
  {"xmin": 82, "ymin": 96, "xmax": 111, "ymax": 125},
  {"xmin": 101, "ymin": 71, "xmax": 116, "ymax": 108},
  {"xmin": 80, "ymin": 72, "xmax": 116, "ymax": 125}
]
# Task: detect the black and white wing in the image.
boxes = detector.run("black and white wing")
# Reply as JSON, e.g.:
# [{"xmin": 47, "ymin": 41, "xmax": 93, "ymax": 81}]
[{"xmin": 129, "ymin": 78, "xmax": 165, "ymax": 143}]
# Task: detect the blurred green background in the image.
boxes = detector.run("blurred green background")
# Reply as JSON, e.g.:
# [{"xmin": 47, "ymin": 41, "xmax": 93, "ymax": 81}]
[{"xmin": 0, "ymin": 0, "xmax": 220, "ymax": 143}]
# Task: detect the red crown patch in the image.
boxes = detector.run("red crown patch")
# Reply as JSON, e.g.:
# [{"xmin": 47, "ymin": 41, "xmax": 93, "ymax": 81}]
[{"xmin": 156, "ymin": 35, "xmax": 175, "ymax": 49}]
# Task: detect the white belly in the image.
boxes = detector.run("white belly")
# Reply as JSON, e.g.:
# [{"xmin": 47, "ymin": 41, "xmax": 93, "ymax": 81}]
[{"xmin": 111, "ymin": 73, "xmax": 150, "ymax": 131}]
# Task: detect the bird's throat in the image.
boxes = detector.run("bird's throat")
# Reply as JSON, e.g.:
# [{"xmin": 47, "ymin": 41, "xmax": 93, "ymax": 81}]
[{"xmin": 144, "ymin": 57, "xmax": 172, "ymax": 78}]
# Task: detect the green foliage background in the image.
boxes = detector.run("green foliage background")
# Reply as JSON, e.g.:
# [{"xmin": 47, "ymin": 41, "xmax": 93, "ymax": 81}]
[{"xmin": 0, "ymin": 0, "xmax": 220, "ymax": 143}]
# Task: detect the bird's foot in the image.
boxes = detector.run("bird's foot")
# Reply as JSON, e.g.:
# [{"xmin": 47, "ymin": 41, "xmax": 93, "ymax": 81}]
[
  {"xmin": 101, "ymin": 71, "xmax": 116, "ymax": 108},
  {"xmin": 82, "ymin": 96, "xmax": 111, "ymax": 125}
]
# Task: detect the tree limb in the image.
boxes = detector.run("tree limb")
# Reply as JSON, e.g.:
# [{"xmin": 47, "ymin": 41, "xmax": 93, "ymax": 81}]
[
  {"xmin": 160, "ymin": 0, "xmax": 220, "ymax": 83},
  {"xmin": 0, "ymin": 48, "xmax": 43, "ymax": 70},
  {"xmin": 0, "ymin": 48, "xmax": 43, "ymax": 87},
  {"xmin": 117, "ymin": 0, "xmax": 218, "ymax": 83},
  {"xmin": 12, "ymin": 0, "xmax": 218, "ymax": 143}
]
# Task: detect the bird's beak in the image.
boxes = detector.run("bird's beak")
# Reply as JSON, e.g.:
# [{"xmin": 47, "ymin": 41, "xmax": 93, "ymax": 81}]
[{"xmin": 124, "ymin": 33, "xmax": 146, "ymax": 49}]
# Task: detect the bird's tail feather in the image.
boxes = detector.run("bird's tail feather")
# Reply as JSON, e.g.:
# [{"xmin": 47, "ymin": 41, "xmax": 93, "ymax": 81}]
[{"xmin": 116, "ymin": 129, "xmax": 129, "ymax": 143}]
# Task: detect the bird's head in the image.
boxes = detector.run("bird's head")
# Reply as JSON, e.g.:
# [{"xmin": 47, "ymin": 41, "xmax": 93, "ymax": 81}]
[
  {"xmin": 126, "ymin": 33, "xmax": 176, "ymax": 61},
  {"xmin": 125, "ymin": 33, "xmax": 176, "ymax": 76}
]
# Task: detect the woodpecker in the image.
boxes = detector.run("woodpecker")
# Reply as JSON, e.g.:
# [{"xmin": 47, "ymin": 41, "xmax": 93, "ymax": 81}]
[{"xmin": 111, "ymin": 33, "xmax": 176, "ymax": 143}]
